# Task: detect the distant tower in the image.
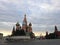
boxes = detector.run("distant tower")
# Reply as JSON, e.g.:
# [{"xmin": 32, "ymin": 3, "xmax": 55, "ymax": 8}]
[
  {"xmin": 22, "ymin": 14, "xmax": 27, "ymax": 31},
  {"xmin": 45, "ymin": 31, "xmax": 48, "ymax": 39},
  {"xmin": 12, "ymin": 26, "xmax": 15, "ymax": 36},
  {"xmin": 16, "ymin": 22, "xmax": 21, "ymax": 30},
  {"xmin": 55, "ymin": 26, "xmax": 58, "ymax": 32},
  {"xmin": 46, "ymin": 31, "xmax": 48, "ymax": 36},
  {"xmin": 29, "ymin": 23, "xmax": 32, "ymax": 32}
]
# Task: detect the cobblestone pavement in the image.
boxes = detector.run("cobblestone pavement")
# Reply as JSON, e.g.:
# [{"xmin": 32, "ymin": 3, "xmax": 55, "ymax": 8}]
[{"xmin": 0, "ymin": 39, "xmax": 60, "ymax": 45}]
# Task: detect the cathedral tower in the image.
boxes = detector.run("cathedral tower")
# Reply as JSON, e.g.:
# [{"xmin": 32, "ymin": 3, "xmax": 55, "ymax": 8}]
[
  {"xmin": 16, "ymin": 22, "xmax": 21, "ymax": 30},
  {"xmin": 22, "ymin": 14, "xmax": 27, "ymax": 31},
  {"xmin": 29, "ymin": 23, "xmax": 32, "ymax": 32}
]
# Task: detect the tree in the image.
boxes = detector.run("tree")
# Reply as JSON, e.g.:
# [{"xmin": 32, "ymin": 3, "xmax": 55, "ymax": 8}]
[{"xmin": 30, "ymin": 32, "xmax": 35, "ymax": 39}]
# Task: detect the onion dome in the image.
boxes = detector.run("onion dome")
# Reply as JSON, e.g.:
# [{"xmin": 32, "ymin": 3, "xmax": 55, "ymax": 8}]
[
  {"xmin": 29, "ymin": 23, "xmax": 32, "ymax": 26},
  {"xmin": 16, "ymin": 22, "xmax": 20, "ymax": 26}
]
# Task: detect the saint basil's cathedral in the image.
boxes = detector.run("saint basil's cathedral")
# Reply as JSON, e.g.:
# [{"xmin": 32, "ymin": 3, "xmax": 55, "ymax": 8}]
[{"xmin": 11, "ymin": 14, "xmax": 35, "ymax": 38}]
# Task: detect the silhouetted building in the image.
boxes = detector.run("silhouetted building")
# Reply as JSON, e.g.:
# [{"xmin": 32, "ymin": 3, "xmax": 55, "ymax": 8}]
[
  {"xmin": 11, "ymin": 14, "xmax": 35, "ymax": 38},
  {"xmin": 45, "ymin": 25, "xmax": 60, "ymax": 39},
  {"xmin": 54, "ymin": 26, "xmax": 60, "ymax": 38},
  {"xmin": 45, "ymin": 31, "xmax": 49, "ymax": 39},
  {"xmin": 0, "ymin": 33, "xmax": 3, "ymax": 39}
]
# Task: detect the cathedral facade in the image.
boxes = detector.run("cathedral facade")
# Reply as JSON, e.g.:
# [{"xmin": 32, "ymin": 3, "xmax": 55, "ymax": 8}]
[{"xmin": 11, "ymin": 14, "xmax": 35, "ymax": 38}]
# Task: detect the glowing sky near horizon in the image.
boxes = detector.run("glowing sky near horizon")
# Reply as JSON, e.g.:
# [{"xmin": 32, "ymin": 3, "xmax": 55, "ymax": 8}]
[{"xmin": 0, "ymin": 0, "xmax": 60, "ymax": 36}]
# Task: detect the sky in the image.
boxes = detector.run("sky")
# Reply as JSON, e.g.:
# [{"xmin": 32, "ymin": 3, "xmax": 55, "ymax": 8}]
[{"xmin": 0, "ymin": 0, "xmax": 60, "ymax": 36}]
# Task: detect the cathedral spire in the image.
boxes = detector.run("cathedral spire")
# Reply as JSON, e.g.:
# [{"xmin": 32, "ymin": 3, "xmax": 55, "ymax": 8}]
[
  {"xmin": 22, "ymin": 14, "xmax": 27, "ymax": 30},
  {"xmin": 23, "ymin": 14, "xmax": 27, "ymax": 25}
]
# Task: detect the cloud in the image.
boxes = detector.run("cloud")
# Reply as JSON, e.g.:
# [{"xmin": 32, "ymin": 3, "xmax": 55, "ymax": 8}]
[{"xmin": 0, "ymin": 0, "xmax": 60, "ymax": 36}]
